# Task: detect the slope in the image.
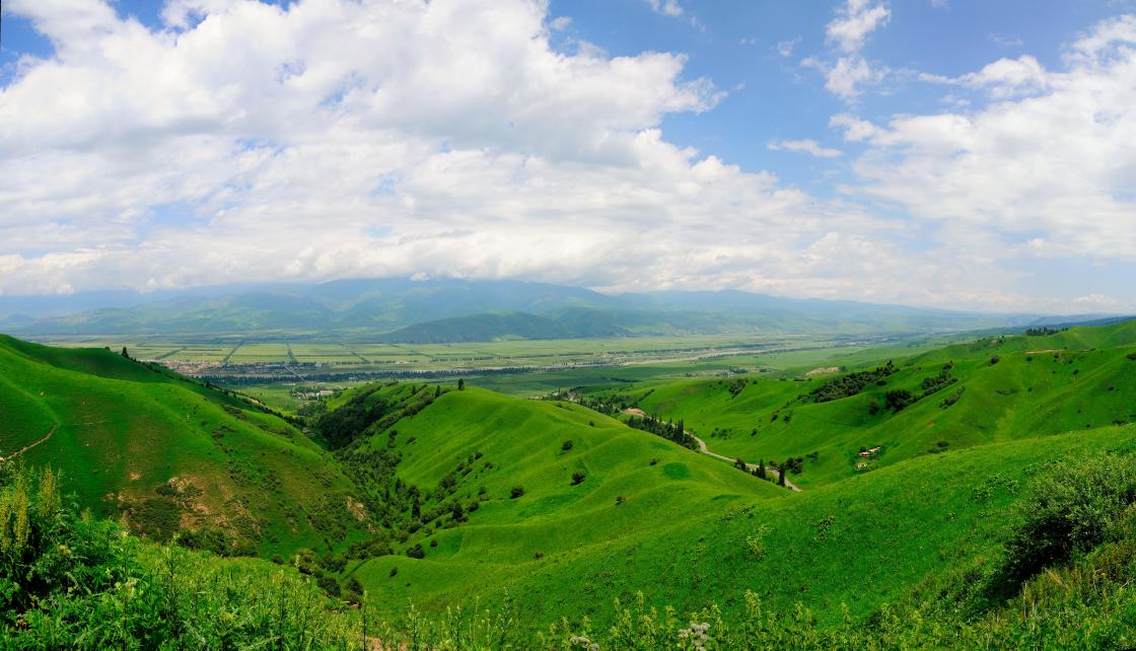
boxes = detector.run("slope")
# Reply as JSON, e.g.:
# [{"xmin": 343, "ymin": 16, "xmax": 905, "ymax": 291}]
[
  {"xmin": 358, "ymin": 414, "xmax": 1136, "ymax": 629},
  {"xmin": 0, "ymin": 334, "xmax": 368, "ymax": 556},
  {"xmin": 596, "ymin": 319, "xmax": 1136, "ymax": 487},
  {"xmin": 334, "ymin": 386, "xmax": 785, "ymax": 611}
]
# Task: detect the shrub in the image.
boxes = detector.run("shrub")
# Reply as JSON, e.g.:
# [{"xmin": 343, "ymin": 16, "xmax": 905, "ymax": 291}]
[
  {"xmin": 1001, "ymin": 453, "xmax": 1136, "ymax": 584},
  {"xmin": 571, "ymin": 471, "xmax": 587, "ymax": 485},
  {"xmin": 561, "ymin": 440, "xmax": 574, "ymax": 451},
  {"xmin": 510, "ymin": 486, "xmax": 525, "ymax": 499},
  {"xmin": 317, "ymin": 574, "xmax": 341, "ymax": 597},
  {"xmin": 406, "ymin": 543, "xmax": 425, "ymax": 559},
  {"xmin": 884, "ymin": 389, "xmax": 915, "ymax": 412}
]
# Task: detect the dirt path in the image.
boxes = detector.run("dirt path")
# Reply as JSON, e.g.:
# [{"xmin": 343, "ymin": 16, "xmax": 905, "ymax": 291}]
[
  {"xmin": 0, "ymin": 425, "xmax": 57, "ymax": 463},
  {"xmin": 689, "ymin": 433, "xmax": 802, "ymax": 492}
]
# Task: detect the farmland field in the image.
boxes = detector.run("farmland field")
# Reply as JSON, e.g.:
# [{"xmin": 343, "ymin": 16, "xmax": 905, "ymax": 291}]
[{"xmin": 26, "ymin": 331, "xmax": 971, "ymax": 412}]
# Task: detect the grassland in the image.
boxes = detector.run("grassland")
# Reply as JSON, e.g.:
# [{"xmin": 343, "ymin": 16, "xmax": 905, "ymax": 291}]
[
  {"xmin": 341, "ymin": 386, "xmax": 784, "ymax": 609},
  {"xmin": 5, "ymin": 320, "xmax": 1136, "ymax": 646},
  {"xmin": 584, "ymin": 321, "xmax": 1136, "ymax": 488},
  {"xmin": 325, "ymin": 320, "xmax": 1136, "ymax": 629},
  {"xmin": 0, "ymin": 335, "xmax": 368, "ymax": 556}
]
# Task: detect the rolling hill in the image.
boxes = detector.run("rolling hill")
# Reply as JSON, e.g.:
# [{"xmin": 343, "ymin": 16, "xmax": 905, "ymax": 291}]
[
  {"xmin": 0, "ymin": 334, "xmax": 369, "ymax": 556},
  {"xmin": 585, "ymin": 319, "xmax": 1136, "ymax": 488},
  {"xmin": 4, "ymin": 321, "xmax": 1136, "ymax": 646}
]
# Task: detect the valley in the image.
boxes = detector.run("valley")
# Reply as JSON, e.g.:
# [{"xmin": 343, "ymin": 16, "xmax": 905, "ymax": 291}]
[{"xmin": 3, "ymin": 318, "xmax": 1136, "ymax": 647}]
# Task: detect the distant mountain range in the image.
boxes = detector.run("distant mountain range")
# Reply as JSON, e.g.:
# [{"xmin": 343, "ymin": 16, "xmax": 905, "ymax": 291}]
[{"xmin": 0, "ymin": 278, "xmax": 1117, "ymax": 342}]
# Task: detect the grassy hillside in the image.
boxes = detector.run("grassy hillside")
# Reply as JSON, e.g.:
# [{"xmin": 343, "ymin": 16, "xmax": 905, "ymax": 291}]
[
  {"xmin": 328, "ymin": 387, "xmax": 783, "ymax": 609},
  {"xmin": 591, "ymin": 320, "xmax": 1136, "ymax": 487},
  {"xmin": 355, "ymin": 416, "xmax": 1136, "ymax": 630},
  {"xmin": 3, "ymin": 322, "xmax": 1136, "ymax": 647},
  {"xmin": 0, "ymin": 335, "xmax": 368, "ymax": 556}
]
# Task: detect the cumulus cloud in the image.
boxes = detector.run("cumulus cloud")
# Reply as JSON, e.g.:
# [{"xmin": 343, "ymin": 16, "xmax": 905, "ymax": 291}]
[
  {"xmin": 826, "ymin": 0, "xmax": 890, "ymax": 53},
  {"xmin": 806, "ymin": 0, "xmax": 891, "ymax": 100},
  {"xmin": 0, "ymin": 0, "xmax": 913, "ymax": 303},
  {"xmin": 920, "ymin": 55, "xmax": 1049, "ymax": 98},
  {"xmin": 1, "ymin": 0, "xmax": 1133, "ymax": 312},
  {"xmin": 833, "ymin": 15, "xmax": 1136, "ymax": 263},
  {"xmin": 769, "ymin": 139, "xmax": 843, "ymax": 158}
]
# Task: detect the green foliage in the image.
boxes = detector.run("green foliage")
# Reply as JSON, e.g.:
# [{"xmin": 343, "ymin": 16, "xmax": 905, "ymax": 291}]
[
  {"xmin": 883, "ymin": 389, "xmax": 915, "ymax": 412},
  {"xmin": 1001, "ymin": 453, "xmax": 1136, "ymax": 584},
  {"xmin": 808, "ymin": 361, "xmax": 896, "ymax": 403}
]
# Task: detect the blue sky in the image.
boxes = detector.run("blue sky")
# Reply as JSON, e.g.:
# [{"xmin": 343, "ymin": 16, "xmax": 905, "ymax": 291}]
[{"xmin": 1, "ymin": 0, "xmax": 1134, "ymax": 313}]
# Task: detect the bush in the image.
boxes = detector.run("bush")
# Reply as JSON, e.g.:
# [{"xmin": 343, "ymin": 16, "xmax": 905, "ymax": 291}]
[
  {"xmin": 406, "ymin": 543, "xmax": 426, "ymax": 559},
  {"xmin": 571, "ymin": 471, "xmax": 587, "ymax": 485},
  {"xmin": 1001, "ymin": 453, "xmax": 1136, "ymax": 584},
  {"xmin": 561, "ymin": 440, "xmax": 574, "ymax": 451},
  {"xmin": 510, "ymin": 486, "xmax": 525, "ymax": 499},
  {"xmin": 317, "ymin": 574, "xmax": 341, "ymax": 597},
  {"xmin": 884, "ymin": 389, "xmax": 916, "ymax": 412}
]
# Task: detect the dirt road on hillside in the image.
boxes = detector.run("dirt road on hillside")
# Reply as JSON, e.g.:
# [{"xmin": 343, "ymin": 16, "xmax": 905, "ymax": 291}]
[
  {"xmin": 690, "ymin": 434, "xmax": 802, "ymax": 492},
  {"xmin": 0, "ymin": 425, "xmax": 57, "ymax": 463}
]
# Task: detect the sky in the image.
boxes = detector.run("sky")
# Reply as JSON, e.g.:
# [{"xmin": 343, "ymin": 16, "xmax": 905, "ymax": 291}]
[{"xmin": 1, "ymin": 0, "xmax": 1134, "ymax": 313}]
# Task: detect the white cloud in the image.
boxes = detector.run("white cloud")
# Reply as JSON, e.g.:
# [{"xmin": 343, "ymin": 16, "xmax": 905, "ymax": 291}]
[
  {"xmin": 836, "ymin": 15, "xmax": 1136, "ymax": 262},
  {"xmin": 769, "ymin": 139, "xmax": 843, "ymax": 158},
  {"xmin": 0, "ymin": 0, "xmax": 918, "ymax": 303},
  {"xmin": 807, "ymin": 1, "xmax": 891, "ymax": 100},
  {"xmin": 826, "ymin": 0, "xmax": 890, "ymax": 54},
  {"xmin": 646, "ymin": 0, "xmax": 684, "ymax": 17},
  {"xmin": 776, "ymin": 38, "xmax": 800, "ymax": 57},
  {"xmin": 921, "ymin": 55, "xmax": 1049, "ymax": 98},
  {"xmin": 1, "ymin": 1, "xmax": 1133, "ymax": 312}
]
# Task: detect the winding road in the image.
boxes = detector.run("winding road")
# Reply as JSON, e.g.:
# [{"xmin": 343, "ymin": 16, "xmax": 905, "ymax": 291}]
[
  {"xmin": 689, "ymin": 433, "xmax": 802, "ymax": 492},
  {"xmin": 620, "ymin": 406, "xmax": 800, "ymax": 492}
]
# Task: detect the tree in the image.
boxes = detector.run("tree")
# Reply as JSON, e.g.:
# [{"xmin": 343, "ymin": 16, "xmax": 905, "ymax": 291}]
[
  {"xmin": 778, "ymin": 464, "xmax": 786, "ymax": 487},
  {"xmin": 510, "ymin": 486, "xmax": 524, "ymax": 499},
  {"xmin": 457, "ymin": 378, "xmax": 465, "ymax": 391},
  {"xmin": 121, "ymin": 346, "xmax": 129, "ymax": 359},
  {"xmin": 757, "ymin": 460, "xmax": 767, "ymax": 480},
  {"xmin": 734, "ymin": 457, "xmax": 747, "ymax": 471},
  {"xmin": 434, "ymin": 385, "xmax": 441, "ymax": 398},
  {"xmin": 571, "ymin": 471, "xmax": 587, "ymax": 485}
]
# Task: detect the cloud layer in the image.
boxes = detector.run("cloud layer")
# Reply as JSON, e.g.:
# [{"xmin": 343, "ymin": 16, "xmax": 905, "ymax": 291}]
[{"xmin": 0, "ymin": 0, "xmax": 1133, "ymax": 313}]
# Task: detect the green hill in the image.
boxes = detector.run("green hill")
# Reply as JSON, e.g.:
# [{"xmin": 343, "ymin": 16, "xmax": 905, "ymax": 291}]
[
  {"xmin": 0, "ymin": 334, "xmax": 368, "ymax": 556},
  {"xmin": 4, "ymin": 322, "xmax": 1136, "ymax": 646},
  {"xmin": 312, "ymin": 385, "xmax": 785, "ymax": 609},
  {"xmin": 587, "ymin": 320, "xmax": 1136, "ymax": 488}
]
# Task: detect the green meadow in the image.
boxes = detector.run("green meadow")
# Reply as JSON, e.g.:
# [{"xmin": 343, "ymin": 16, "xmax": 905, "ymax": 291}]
[
  {"xmin": 3, "ymin": 320, "xmax": 1136, "ymax": 647},
  {"xmin": 0, "ymin": 334, "xmax": 368, "ymax": 557}
]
